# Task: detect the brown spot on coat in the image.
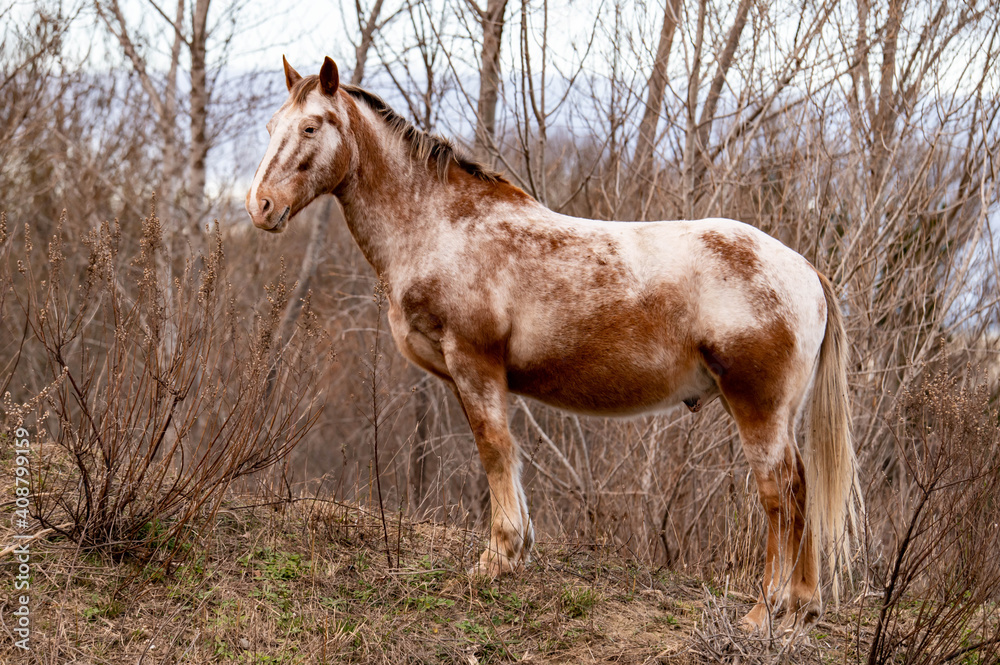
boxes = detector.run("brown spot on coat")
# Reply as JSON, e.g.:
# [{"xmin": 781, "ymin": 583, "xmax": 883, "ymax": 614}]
[
  {"xmin": 507, "ymin": 284, "xmax": 696, "ymax": 414},
  {"xmin": 701, "ymin": 230, "xmax": 761, "ymax": 281},
  {"xmin": 699, "ymin": 314, "xmax": 796, "ymax": 430},
  {"xmin": 400, "ymin": 278, "xmax": 446, "ymax": 343},
  {"xmin": 446, "ymin": 163, "xmax": 532, "ymax": 221},
  {"xmin": 494, "ymin": 221, "xmax": 572, "ymax": 254}
]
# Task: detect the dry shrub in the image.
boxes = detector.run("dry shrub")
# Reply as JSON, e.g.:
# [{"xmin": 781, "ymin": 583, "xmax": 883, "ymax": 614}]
[
  {"xmin": 691, "ymin": 587, "xmax": 823, "ymax": 664},
  {"xmin": 0, "ymin": 202, "xmax": 327, "ymax": 563},
  {"xmin": 864, "ymin": 363, "xmax": 1000, "ymax": 664}
]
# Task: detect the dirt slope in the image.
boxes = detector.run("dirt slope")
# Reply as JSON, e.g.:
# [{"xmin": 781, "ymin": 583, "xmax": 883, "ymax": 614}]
[{"xmin": 1, "ymin": 500, "xmax": 862, "ymax": 664}]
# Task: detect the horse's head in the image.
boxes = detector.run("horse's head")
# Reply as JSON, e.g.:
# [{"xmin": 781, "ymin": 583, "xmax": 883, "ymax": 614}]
[{"xmin": 246, "ymin": 56, "xmax": 349, "ymax": 233}]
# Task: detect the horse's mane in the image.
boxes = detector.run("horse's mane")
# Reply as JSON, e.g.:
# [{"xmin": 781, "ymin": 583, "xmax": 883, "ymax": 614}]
[{"xmin": 290, "ymin": 75, "xmax": 504, "ymax": 184}]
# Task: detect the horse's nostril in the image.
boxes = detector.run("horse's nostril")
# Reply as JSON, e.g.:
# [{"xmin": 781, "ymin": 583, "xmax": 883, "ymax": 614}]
[{"xmin": 261, "ymin": 198, "xmax": 272, "ymax": 214}]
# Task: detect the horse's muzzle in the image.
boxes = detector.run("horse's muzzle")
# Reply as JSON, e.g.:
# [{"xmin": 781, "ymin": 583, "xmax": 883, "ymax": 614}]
[{"xmin": 252, "ymin": 205, "xmax": 290, "ymax": 233}]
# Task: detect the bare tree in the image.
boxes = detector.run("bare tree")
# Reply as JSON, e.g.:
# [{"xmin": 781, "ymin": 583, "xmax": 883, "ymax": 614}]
[
  {"xmin": 1, "ymin": 5, "xmax": 155, "ymax": 231},
  {"xmin": 468, "ymin": 0, "xmax": 509, "ymax": 163},
  {"xmin": 351, "ymin": 0, "xmax": 393, "ymax": 85},
  {"xmin": 376, "ymin": 0, "xmax": 453, "ymax": 132},
  {"xmin": 96, "ymin": 0, "xmax": 184, "ymax": 224},
  {"xmin": 682, "ymin": 0, "xmax": 752, "ymax": 216},
  {"xmin": 186, "ymin": 0, "xmax": 210, "ymax": 228},
  {"xmin": 95, "ymin": 0, "xmax": 252, "ymax": 241},
  {"xmin": 629, "ymin": 0, "xmax": 682, "ymax": 219},
  {"xmin": 0, "ymin": 9, "xmax": 73, "ymax": 218}
]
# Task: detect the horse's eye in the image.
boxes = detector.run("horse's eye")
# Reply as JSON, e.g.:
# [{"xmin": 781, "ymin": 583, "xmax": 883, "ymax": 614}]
[{"xmin": 304, "ymin": 126, "xmax": 317, "ymax": 135}]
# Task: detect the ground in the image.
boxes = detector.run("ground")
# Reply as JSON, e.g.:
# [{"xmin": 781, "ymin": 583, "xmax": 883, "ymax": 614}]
[{"xmin": 1, "ymin": 499, "xmax": 869, "ymax": 664}]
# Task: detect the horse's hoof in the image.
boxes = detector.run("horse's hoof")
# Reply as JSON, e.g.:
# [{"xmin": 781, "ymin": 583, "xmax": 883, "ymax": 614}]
[
  {"xmin": 469, "ymin": 561, "xmax": 504, "ymax": 580},
  {"xmin": 777, "ymin": 604, "xmax": 821, "ymax": 633},
  {"xmin": 468, "ymin": 550, "xmax": 519, "ymax": 579},
  {"xmin": 467, "ymin": 562, "xmax": 497, "ymax": 579},
  {"xmin": 740, "ymin": 603, "xmax": 769, "ymax": 633}
]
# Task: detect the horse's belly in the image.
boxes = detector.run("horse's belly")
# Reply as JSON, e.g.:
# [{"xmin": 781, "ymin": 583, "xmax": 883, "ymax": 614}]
[{"xmin": 506, "ymin": 353, "xmax": 713, "ymax": 416}]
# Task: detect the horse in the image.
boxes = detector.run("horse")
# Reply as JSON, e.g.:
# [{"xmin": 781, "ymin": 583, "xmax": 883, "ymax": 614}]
[{"xmin": 246, "ymin": 56, "xmax": 860, "ymax": 630}]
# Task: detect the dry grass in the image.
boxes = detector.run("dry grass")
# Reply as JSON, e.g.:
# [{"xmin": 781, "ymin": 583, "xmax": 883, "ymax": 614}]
[{"xmin": 0, "ymin": 493, "xmax": 875, "ymax": 665}]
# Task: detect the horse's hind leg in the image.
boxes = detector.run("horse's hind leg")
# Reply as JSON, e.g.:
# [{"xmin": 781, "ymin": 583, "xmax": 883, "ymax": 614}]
[
  {"xmin": 703, "ymin": 320, "xmax": 822, "ymax": 629},
  {"xmin": 444, "ymin": 342, "xmax": 533, "ymax": 576},
  {"xmin": 738, "ymin": 420, "xmax": 820, "ymax": 631}
]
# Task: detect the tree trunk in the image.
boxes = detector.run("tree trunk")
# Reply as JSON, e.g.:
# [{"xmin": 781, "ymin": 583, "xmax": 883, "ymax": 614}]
[
  {"xmin": 266, "ymin": 198, "xmax": 335, "ymax": 400},
  {"xmin": 99, "ymin": 0, "xmax": 184, "ymax": 222},
  {"xmin": 869, "ymin": 0, "xmax": 903, "ymax": 196},
  {"xmin": 275, "ymin": 198, "xmax": 333, "ymax": 350},
  {"xmin": 186, "ymin": 0, "xmax": 210, "ymax": 239},
  {"xmin": 352, "ymin": 0, "xmax": 386, "ymax": 85},
  {"xmin": 630, "ymin": 0, "xmax": 681, "ymax": 219},
  {"xmin": 154, "ymin": 0, "xmax": 185, "ymax": 225},
  {"xmin": 474, "ymin": 0, "xmax": 508, "ymax": 163},
  {"xmin": 683, "ymin": 0, "xmax": 707, "ymax": 218},
  {"xmin": 688, "ymin": 0, "xmax": 753, "ymax": 213}
]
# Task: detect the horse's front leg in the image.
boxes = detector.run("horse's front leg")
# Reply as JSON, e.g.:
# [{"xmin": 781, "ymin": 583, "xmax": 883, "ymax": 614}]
[{"xmin": 444, "ymin": 341, "xmax": 533, "ymax": 577}]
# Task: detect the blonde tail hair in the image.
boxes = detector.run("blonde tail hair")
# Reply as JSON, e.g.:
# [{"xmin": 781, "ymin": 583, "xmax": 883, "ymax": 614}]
[{"xmin": 808, "ymin": 273, "xmax": 863, "ymax": 604}]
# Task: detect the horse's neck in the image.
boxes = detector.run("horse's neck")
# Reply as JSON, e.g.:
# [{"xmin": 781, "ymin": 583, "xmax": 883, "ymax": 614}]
[{"xmin": 335, "ymin": 108, "xmax": 440, "ymax": 276}]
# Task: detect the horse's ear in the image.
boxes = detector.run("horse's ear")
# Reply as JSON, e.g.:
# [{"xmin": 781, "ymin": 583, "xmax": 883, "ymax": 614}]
[
  {"xmin": 283, "ymin": 55, "xmax": 302, "ymax": 91},
  {"xmin": 319, "ymin": 56, "xmax": 340, "ymax": 97}
]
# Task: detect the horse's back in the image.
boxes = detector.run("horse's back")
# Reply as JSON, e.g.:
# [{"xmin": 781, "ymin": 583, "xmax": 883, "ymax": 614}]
[{"xmin": 529, "ymin": 213, "xmax": 826, "ymax": 344}]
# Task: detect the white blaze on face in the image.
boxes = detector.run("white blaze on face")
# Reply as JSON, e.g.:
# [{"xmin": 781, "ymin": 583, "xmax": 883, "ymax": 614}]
[{"xmin": 248, "ymin": 105, "xmax": 296, "ymax": 217}]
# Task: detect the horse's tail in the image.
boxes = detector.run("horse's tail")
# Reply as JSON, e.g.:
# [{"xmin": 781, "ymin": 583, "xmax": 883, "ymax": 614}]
[{"xmin": 807, "ymin": 272, "xmax": 862, "ymax": 603}]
